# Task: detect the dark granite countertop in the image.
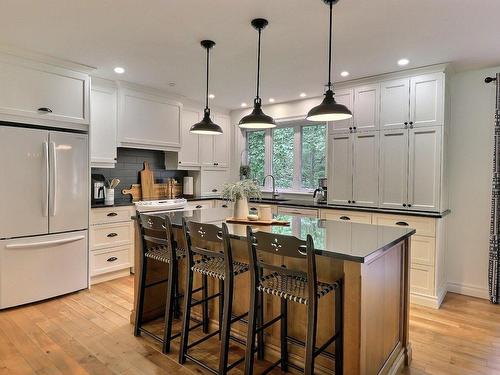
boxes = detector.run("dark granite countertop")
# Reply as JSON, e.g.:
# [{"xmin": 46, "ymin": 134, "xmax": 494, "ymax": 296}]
[
  {"xmin": 141, "ymin": 207, "xmax": 415, "ymax": 263},
  {"xmin": 91, "ymin": 196, "xmax": 450, "ymax": 218}
]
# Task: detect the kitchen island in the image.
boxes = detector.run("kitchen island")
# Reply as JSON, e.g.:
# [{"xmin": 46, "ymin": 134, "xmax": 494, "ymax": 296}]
[{"xmin": 133, "ymin": 208, "xmax": 415, "ymax": 375}]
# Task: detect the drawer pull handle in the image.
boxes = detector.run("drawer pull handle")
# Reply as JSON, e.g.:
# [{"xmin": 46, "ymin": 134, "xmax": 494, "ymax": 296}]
[
  {"xmin": 195, "ymin": 205, "xmax": 202, "ymax": 209},
  {"xmin": 395, "ymin": 221, "xmax": 409, "ymax": 226},
  {"xmin": 339, "ymin": 216, "xmax": 351, "ymax": 221},
  {"xmin": 107, "ymin": 257, "xmax": 118, "ymax": 262},
  {"xmin": 249, "ymin": 207, "xmax": 258, "ymax": 211},
  {"xmin": 107, "ymin": 232, "xmax": 118, "ymax": 237},
  {"xmin": 38, "ymin": 107, "xmax": 53, "ymax": 113},
  {"xmin": 107, "ymin": 212, "xmax": 118, "ymax": 217},
  {"xmin": 222, "ymin": 204, "xmax": 228, "ymax": 208},
  {"xmin": 212, "ymin": 189, "xmax": 218, "ymax": 192}
]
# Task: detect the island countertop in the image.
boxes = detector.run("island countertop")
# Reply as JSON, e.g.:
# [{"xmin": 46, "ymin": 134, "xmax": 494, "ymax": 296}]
[{"xmin": 140, "ymin": 207, "xmax": 415, "ymax": 263}]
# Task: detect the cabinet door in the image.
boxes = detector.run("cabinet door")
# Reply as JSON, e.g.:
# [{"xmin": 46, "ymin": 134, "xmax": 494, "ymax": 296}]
[
  {"xmin": 408, "ymin": 126, "xmax": 442, "ymax": 211},
  {"xmin": 353, "ymin": 84, "xmax": 379, "ymax": 132},
  {"xmin": 200, "ymin": 168, "xmax": 230, "ymax": 195},
  {"xmin": 380, "ymin": 78, "xmax": 410, "ymax": 130},
  {"xmin": 0, "ymin": 58, "xmax": 90, "ymax": 127},
  {"xmin": 213, "ymin": 114, "xmax": 230, "ymax": 168},
  {"xmin": 90, "ymin": 85, "xmax": 117, "ymax": 168},
  {"xmin": 178, "ymin": 108, "xmax": 200, "ymax": 167},
  {"xmin": 379, "ymin": 129, "xmax": 408, "ymax": 209},
  {"xmin": 352, "ymin": 132, "xmax": 379, "ymax": 207},
  {"xmin": 199, "ymin": 134, "xmax": 215, "ymax": 166},
  {"xmin": 410, "ymin": 73, "xmax": 444, "ymax": 128},
  {"xmin": 328, "ymin": 89, "xmax": 354, "ymax": 134},
  {"xmin": 118, "ymin": 88, "xmax": 181, "ymax": 151},
  {"xmin": 328, "ymin": 134, "xmax": 352, "ymax": 205}
]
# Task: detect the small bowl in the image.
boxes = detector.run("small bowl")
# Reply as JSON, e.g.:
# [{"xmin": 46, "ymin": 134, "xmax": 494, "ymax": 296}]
[{"xmin": 247, "ymin": 214, "xmax": 259, "ymax": 221}]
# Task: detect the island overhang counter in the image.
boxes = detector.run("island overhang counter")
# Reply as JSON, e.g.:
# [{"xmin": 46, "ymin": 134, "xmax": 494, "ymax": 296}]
[{"xmin": 132, "ymin": 207, "xmax": 415, "ymax": 375}]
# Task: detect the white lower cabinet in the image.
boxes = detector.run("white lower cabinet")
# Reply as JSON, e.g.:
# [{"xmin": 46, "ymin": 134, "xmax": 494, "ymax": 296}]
[
  {"xmin": 90, "ymin": 206, "xmax": 134, "ymax": 284},
  {"xmin": 185, "ymin": 200, "xmax": 214, "ymax": 210},
  {"xmin": 320, "ymin": 209, "xmax": 371, "ymax": 224},
  {"xmin": 277, "ymin": 206, "xmax": 319, "ymax": 218}
]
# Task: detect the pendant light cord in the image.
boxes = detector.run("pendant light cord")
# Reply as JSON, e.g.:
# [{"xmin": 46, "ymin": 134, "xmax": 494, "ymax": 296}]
[
  {"xmin": 327, "ymin": 0, "xmax": 333, "ymax": 91},
  {"xmin": 256, "ymin": 27, "xmax": 262, "ymax": 102},
  {"xmin": 205, "ymin": 46, "xmax": 210, "ymax": 110}
]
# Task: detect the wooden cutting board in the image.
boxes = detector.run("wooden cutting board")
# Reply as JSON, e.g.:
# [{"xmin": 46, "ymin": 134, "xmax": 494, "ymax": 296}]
[
  {"xmin": 140, "ymin": 162, "xmax": 155, "ymax": 199},
  {"xmin": 122, "ymin": 183, "xmax": 183, "ymax": 200}
]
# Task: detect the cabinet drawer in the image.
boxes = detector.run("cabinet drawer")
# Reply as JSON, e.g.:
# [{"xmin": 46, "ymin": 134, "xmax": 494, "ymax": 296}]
[
  {"xmin": 411, "ymin": 235, "xmax": 435, "ymax": 266},
  {"xmin": 186, "ymin": 200, "xmax": 214, "ymax": 210},
  {"xmin": 90, "ymin": 246, "xmax": 130, "ymax": 276},
  {"xmin": 90, "ymin": 222, "xmax": 133, "ymax": 250},
  {"xmin": 215, "ymin": 200, "xmax": 233, "ymax": 209},
  {"xmin": 372, "ymin": 213, "xmax": 435, "ymax": 237},
  {"xmin": 91, "ymin": 206, "xmax": 133, "ymax": 225},
  {"xmin": 278, "ymin": 206, "xmax": 318, "ymax": 218},
  {"xmin": 410, "ymin": 264, "xmax": 435, "ymax": 296},
  {"xmin": 320, "ymin": 209, "xmax": 372, "ymax": 224},
  {"xmin": 248, "ymin": 204, "xmax": 278, "ymax": 215}
]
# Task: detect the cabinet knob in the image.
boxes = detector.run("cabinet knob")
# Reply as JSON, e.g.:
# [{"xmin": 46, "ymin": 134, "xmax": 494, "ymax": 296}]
[
  {"xmin": 212, "ymin": 189, "xmax": 218, "ymax": 192},
  {"xmin": 339, "ymin": 216, "xmax": 351, "ymax": 221},
  {"xmin": 38, "ymin": 107, "xmax": 53, "ymax": 113},
  {"xmin": 408, "ymin": 204, "xmax": 412, "ymax": 207},
  {"xmin": 348, "ymin": 200, "xmax": 352, "ymax": 204},
  {"xmin": 195, "ymin": 205, "xmax": 202, "ymax": 209},
  {"xmin": 404, "ymin": 122, "xmax": 408, "ymax": 129},
  {"xmin": 352, "ymin": 200, "xmax": 356, "ymax": 204},
  {"xmin": 403, "ymin": 203, "xmax": 407, "ymax": 207},
  {"xmin": 409, "ymin": 121, "xmax": 414, "ymax": 129},
  {"xmin": 179, "ymin": 161, "xmax": 181, "ymax": 164},
  {"xmin": 396, "ymin": 221, "xmax": 409, "ymax": 226}
]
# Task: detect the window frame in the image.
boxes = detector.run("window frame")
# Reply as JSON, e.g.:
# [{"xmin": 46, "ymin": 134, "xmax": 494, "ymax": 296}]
[{"xmin": 245, "ymin": 119, "xmax": 327, "ymax": 194}]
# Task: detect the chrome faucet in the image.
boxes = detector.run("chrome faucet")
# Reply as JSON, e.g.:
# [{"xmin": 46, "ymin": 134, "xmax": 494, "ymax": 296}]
[{"xmin": 263, "ymin": 174, "xmax": 279, "ymax": 199}]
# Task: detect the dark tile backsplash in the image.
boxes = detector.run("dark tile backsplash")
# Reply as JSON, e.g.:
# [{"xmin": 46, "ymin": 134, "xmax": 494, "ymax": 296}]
[{"xmin": 92, "ymin": 148, "xmax": 187, "ymax": 201}]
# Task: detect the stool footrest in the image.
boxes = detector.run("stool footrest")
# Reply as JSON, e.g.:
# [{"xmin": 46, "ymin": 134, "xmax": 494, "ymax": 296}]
[
  {"xmin": 286, "ymin": 334, "xmax": 337, "ymax": 360},
  {"xmin": 185, "ymin": 354, "xmax": 218, "ymax": 375},
  {"xmin": 256, "ymin": 314, "xmax": 282, "ymax": 333},
  {"xmin": 144, "ymin": 278, "xmax": 169, "ymax": 288},
  {"xmin": 261, "ymin": 358, "xmax": 281, "ymax": 375},
  {"xmin": 187, "ymin": 328, "xmax": 221, "ymax": 349},
  {"xmin": 190, "ymin": 292, "xmax": 222, "ymax": 307},
  {"xmin": 230, "ymin": 311, "xmax": 248, "ymax": 324}
]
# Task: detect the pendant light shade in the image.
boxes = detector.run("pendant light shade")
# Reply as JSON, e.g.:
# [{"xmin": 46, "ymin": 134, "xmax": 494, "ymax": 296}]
[
  {"xmin": 306, "ymin": 0, "xmax": 352, "ymax": 122},
  {"xmin": 190, "ymin": 40, "xmax": 223, "ymax": 135},
  {"xmin": 239, "ymin": 18, "xmax": 276, "ymax": 129}
]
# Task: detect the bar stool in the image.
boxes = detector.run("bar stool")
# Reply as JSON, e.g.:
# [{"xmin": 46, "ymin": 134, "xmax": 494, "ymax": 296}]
[
  {"xmin": 244, "ymin": 226, "xmax": 343, "ymax": 375},
  {"xmin": 134, "ymin": 213, "xmax": 190, "ymax": 354},
  {"xmin": 179, "ymin": 219, "xmax": 249, "ymax": 374}
]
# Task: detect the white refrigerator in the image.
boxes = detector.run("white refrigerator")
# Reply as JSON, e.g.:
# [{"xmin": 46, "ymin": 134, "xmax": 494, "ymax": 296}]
[{"xmin": 0, "ymin": 125, "xmax": 89, "ymax": 309}]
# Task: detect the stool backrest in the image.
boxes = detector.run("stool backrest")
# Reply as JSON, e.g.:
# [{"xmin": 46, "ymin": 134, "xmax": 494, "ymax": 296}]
[
  {"xmin": 183, "ymin": 218, "xmax": 234, "ymax": 275},
  {"xmin": 246, "ymin": 226, "xmax": 318, "ymax": 297},
  {"xmin": 137, "ymin": 213, "xmax": 176, "ymax": 260}
]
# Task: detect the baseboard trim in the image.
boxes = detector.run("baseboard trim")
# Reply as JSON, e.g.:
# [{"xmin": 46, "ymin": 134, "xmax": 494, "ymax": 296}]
[{"xmin": 447, "ymin": 282, "xmax": 489, "ymax": 299}]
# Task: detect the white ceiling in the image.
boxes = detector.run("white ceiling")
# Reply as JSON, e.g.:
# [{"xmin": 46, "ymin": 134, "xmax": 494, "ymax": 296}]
[{"xmin": 1, "ymin": 0, "xmax": 499, "ymax": 110}]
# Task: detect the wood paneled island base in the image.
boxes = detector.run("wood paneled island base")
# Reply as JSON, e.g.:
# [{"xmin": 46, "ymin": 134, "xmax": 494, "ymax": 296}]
[{"xmin": 132, "ymin": 208, "xmax": 415, "ymax": 375}]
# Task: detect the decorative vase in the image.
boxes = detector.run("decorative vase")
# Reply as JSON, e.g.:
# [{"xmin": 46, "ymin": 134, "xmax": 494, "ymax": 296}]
[{"xmin": 233, "ymin": 197, "xmax": 249, "ymax": 219}]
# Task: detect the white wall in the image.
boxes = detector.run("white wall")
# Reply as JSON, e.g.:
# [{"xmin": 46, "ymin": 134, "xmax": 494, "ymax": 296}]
[{"xmin": 446, "ymin": 66, "xmax": 498, "ymax": 299}]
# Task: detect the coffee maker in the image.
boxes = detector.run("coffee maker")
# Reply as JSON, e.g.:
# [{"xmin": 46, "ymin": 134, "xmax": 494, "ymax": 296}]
[
  {"xmin": 91, "ymin": 174, "xmax": 106, "ymax": 204},
  {"xmin": 313, "ymin": 178, "xmax": 328, "ymax": 204}
]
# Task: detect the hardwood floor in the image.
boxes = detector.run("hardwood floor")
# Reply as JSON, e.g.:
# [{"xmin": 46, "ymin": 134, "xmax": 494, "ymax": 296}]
[{"xmin": 0, "ymin": 276, "xmax": 499, "ymax": 375}]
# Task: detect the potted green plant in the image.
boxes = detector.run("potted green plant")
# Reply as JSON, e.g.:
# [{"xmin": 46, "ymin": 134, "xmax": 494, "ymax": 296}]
[{"xmin": 221, "ymin": 179, "xmax": 262, "ymax": 219}]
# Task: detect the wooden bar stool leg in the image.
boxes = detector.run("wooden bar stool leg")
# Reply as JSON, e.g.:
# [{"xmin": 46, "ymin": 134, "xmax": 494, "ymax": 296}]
[
  {"xmin": 244, "ymin": 278, "xmax": 258, "ymax": 375},
  {"xmin": 257, "ymin": 290, "xmax": 265, "ymax": 360},
  {"xmin": 219, "ymin": 276, "xmax": 234, "ymax": 375},
  {"xmin": 202, "ymin": 274, "xmax": 209, "ymax": 333},
  {"xmin": 280, "ymin": 298, "xmax": 289, "ymax": 372},
  {"xmin": 335, "ymin": 286, "xmax": 343, "ymax": 375},
  {"xmin": 162, "ymin": 261, "xmax": 176, "ymax": 354},
  {"xmin": 305, "ymin": 298, "xmax": 318, "ymax": 375},
  {"xmin": 218, "ymin": 279, "xmax": 224, "ymax": 340},
  {"xmin": 134, "ymin": 255, "xmax": 148, "ymax": 337},
  {"xmin": 173, "ymin": 265, "xmax": 181, "ymax": 319},
  {"xmin": 179, "ymin": 266, "xmax": 194, "ymax": 364}
]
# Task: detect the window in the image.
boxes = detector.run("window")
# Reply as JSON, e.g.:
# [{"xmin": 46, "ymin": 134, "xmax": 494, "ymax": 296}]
[{"xmin": 245, "ymin": 121, "xmax": 327, "ymax": 192}]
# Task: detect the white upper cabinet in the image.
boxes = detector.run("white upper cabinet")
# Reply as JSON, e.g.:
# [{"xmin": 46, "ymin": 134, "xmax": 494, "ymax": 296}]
[
  {"xmin": 0, "ymin": 54, "xmax": 90, "ymax": 129},
  {"xmin": 90, "ymin": 83, "xmax": 117, "ymax": 168},
  {"xmin": 353, "ymin": 84, "xmax": 380, "ymax": 132},
  {"xmin": 408, "ymin": 126, "xmax": 442, "ymax": 211},
  {"xmin": 328, "ymin": 89, "xmax": 354, "ymax": 134},
  {"xmin": 177, "ymin": 108, "xmax": 200, "ymax": 167},
  {"xmin": 328, "ymin": 133, "xmax": 352, "ymax": 205},
  {"xmin": 118, "ymin": 88, "xmax": 182, "ymax": 151},
  {"xmin": 410, "ymin": 73, "xmax": 444, "ymax": 128},
  {"xmin": 379, "ymin": 129, "xmax": 409, "ymax": 209},
  {"xmin": 380, "ymin": 78, "xmax": 410, "ymax": 130},
  {"xmin": 352, "ymin": 131, "xmax": 379, "ymax": 207},
  {"xmin": 198, "ymin": 112, "xmax": 230, "ymax": 168}
]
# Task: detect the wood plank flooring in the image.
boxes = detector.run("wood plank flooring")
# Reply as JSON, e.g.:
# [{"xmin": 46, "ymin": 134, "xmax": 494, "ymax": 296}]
[{"xmin": 0, "ymin": 276, "xmax": 499, "ymax": 375}]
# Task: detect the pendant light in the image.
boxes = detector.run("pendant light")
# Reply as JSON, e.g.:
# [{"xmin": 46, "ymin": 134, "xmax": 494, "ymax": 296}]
[
  {"xmin": 239, "ymin": 18, "xmax": 276, "ymax": 129},
  {"xmin": 190, "ymin": 40, "xmax": 223, "ymax": 135},
  {"xmin": 306, "ymin": 0, "xmax": 352, "ymax": 122}
]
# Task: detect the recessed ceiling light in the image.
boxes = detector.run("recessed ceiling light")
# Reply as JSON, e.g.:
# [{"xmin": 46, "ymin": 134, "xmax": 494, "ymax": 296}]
[
  {"xmin": 241, "ymin": 102, "xmax": 248, "ymax": 107},
  {"xmin": 269, "ymin": 98, "xmax": 275, "ymax": 103},
  {"xmin": 300, "ymin": 93, "xmax": 307, "ymax": 98},
  {"xmin": 113, "ymin": 67, "xmax": 125, "ymax": 74},
  {"xmin": 208, "ymin": 94, "xmax": 215, "ymax": 99},
  {"xmin": 398, "ymin": 58, "xmax": 410, "ymax": 66},
  {"xmin": 340, "ymin": 71, "xmax": 350, "ymax": 77}
]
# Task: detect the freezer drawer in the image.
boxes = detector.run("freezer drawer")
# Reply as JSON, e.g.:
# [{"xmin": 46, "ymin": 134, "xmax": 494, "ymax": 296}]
[{"xmin": 0, "ymin": 230, "xmax": 88, "ymax": 309}]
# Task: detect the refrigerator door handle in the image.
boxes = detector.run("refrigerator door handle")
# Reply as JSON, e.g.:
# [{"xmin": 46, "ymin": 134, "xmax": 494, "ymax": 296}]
[
  {"xmin": 42, "ymin": 141, "xmax": 49, "ymax": 217},
  {"xmin": 5, "ymin": 235, "xmax": 85, "ymax": 249},
  {"xmin": 49, "ymin": 141, "xmax": 57, "ymax": 217}
]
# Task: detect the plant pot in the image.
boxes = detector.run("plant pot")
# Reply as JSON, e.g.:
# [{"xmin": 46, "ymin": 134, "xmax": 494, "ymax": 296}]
[{"xmin": 233, "ymin": 198, "xmax": 249, "ymax": 219}]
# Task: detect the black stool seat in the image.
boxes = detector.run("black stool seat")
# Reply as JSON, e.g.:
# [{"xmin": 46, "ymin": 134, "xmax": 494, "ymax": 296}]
[
  {"xmin": 145, "ymin": 245, "xmax": 186, "ymax": 263},
  {"xmin": 192, "ymin": 257, "xmax": 249, "ymax": 280},
  {"xmin": 258, "ymin": 271, "xmax": 339, "ymax": 305}
]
